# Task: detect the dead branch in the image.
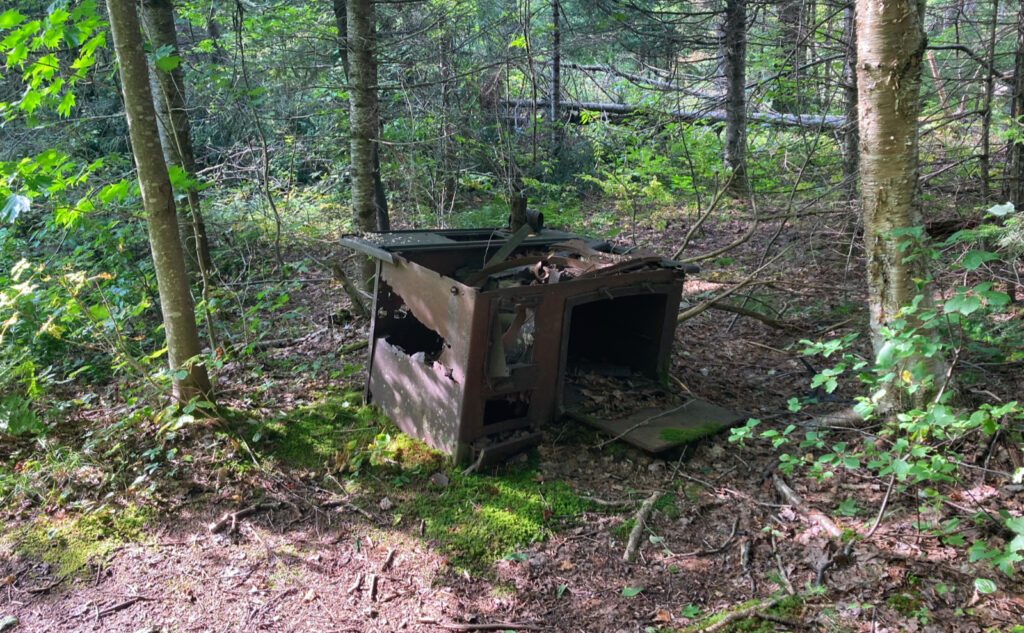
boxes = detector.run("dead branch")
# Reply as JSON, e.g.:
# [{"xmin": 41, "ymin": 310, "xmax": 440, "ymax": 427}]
[
  {"xmin": 417, "ymin": 619, "xmax": 543, "ymax": 631},
  {"xmin": 461, "ymin": 448, "xmax": 487, "ymax": 476},
  {"xmin": 697, "ymin": 599, "xmax": 780, "ymax": 633},
  {"xmin": 97, "ymin": 595, "xmax": 154, "ymax": 618},
  {"xmin": 380, "ymin": 548, "xmax": 397, "ymax": 571},
  {"xmin": 678, "ymin": 247, "xmax": 790, "ymax": 324},
  {"xmin": 674, "ymin": 516, "xmax": 740, "ymax": 557},
  {"xmin": 772, "ymin": 475, "xmax": 843, "ymax": 539},
  {"xmin": 702, "ymin": 301, "xmax": 797, "ymax": 330},
  {"xmin": 770, "ymin": 532, "xmax": 796, "ymax": 595},
  {"xmin": 624, "ymin": 492, "xmax": 662, "ymax": 562},
  {"xmin": 330, "ymin": 261, "xmax": 370, "ymax": 320},
  {"xmin": 208, "ymin": 502, "xmax": 280, "ymax": 534},
  {"xmin": 368, "ymin": 573, "xmax": 378, "ymax": 602}
]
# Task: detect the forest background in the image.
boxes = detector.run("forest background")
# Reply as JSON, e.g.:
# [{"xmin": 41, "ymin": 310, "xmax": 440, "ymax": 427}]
[{"xmin": 2, "ymin": 0, "xmax": 1024, "ymax": 631}]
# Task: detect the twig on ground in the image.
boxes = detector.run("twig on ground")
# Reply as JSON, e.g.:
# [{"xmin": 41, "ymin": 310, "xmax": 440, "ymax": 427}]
[
  {"xmin": 368, "ymin": 573, "xmax": 378, "ymax": 602},
  {"xmin": 674, "ymin": 516, "xmax": 740, "ymax": 557},
  {"xmin": 772, "ymin": 474, "xmax": 843, "ymax": 539},
  {"xmin": 96, "ymin": 595, "xmax": 154, "ymax": 618},
  {"xmin": 461, "ymin": 448, "xmax": 487, "ymax": 476},
  {"xmin": 341, "ymin": 339, "xmax": 369, "ymax": 354},
  {"xmin": 347, "ymin": 573, "xmax": 363, "ymax": 595},
  {"xmin": 771, "ymin": 532, "xmax": 796, "ymax": 595},
  {"xmin": 417, "ymin": 619, "xmax": 543, "ymax": 631},
  {"xmin": 380, "ymin": 548, "xmax": 397, "ymax": 572},
  {"xmin": 697, "ymin": 599, "xmax": 780, "ymax": 633},
  {"xmin": 208, "ymin": 502, "xmax": 281, "ymax": 534},
  {"xmin": 624, "ymin": 491, "xmax": 662, "ymax": 562}
]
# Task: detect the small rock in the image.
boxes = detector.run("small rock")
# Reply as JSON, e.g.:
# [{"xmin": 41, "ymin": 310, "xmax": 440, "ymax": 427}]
[
  {"xmin": 0, "ymin": 616, "xmax": 18, "ymax": 632},
  {"xmin": 429, "ymin": 472, "xmax": 449, "ymax": 488},
  {"xmin": 379, "ymin": 497, "xmax": 393, "ymax": 511}
]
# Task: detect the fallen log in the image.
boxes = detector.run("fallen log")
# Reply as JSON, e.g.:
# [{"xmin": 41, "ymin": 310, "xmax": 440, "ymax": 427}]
[{"xmin": 502, "ymin": 98, "xmax": 846, "ymax": 130}]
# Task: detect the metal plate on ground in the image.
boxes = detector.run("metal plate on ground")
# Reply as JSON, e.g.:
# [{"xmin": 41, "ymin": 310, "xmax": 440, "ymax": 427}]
[{"xmin": 568, "ymin": 399, "xmax": 745, "ymax": 453}]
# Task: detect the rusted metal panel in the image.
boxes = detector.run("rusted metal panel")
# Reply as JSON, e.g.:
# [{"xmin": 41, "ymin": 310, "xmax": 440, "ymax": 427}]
[{"xmin": 369, "ymin": 337, "xmax": 465, "ymax": 457}]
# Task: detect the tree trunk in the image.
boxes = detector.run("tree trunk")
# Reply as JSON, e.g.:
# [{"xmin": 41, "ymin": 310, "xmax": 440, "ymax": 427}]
[
  {"xmin": 347, "ymin": 0, "xmax": 388, "ymax": 239},
  {"xmin": 140, "ymin": 0, "xmax": 214, "ymax": 276},
  {"xmin": 438, "ymin": 21, "xmax": 456, "ymax": 222},
  {"xmin": 979, "ymin": 0, "xmax": 999, "ymax": 203},
  {"xmin": 856, "ymin": 0, "xmax": 942, "ymax": 405},
  {"xmin": 550, "ymin": 0, "xmax": 561, "ymax": 152},
  {"xmin": 106, "ymin": 0, "xmax": 211, "ymax": 403},
  {"xmin": 841, "ymin": 1, "xmax": 859, "ymax": 200},
  {"xmin": 348, "ymin": 0, "xmax": 387, "ymax": 285},
  {"xmin": 776, "ymin": 0, "xmax": 809, "ymax": 114},
  {"xmin": 722, "ymin": 0, "xmax": 748, "ymax": 194},
  {"xmin": 1008, "ymin": 0, "xmax": 1024, "ymax": 208},
  {"xmin": 332, "ymin": 0, "xmax": 350, "ymax": 77}
]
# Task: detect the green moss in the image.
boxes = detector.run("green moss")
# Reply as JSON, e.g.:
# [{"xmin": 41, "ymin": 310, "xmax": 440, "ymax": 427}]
[
  {"xmin": 886, "ymin": 593, "xmax": 922, "ymax": 615},
  {"xmin": 658, "ymin": 422, "xmax": 725, "ymax": 444},
  {"xmin": 3, "ymin": 504, "xmax": 152, "ymax": 578},
  {"xmin": 252, "ymin": 392, "xmax": 384, "ymax": 469},
  {"xmin": 399, "ymin": 462, "xmax": 594, "ymax": 573}
]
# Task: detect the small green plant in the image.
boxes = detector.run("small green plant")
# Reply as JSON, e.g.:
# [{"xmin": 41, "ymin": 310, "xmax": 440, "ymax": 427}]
[{"xmin": 732, "ymin": 205, "xmax": 1024, "ymax": 579}]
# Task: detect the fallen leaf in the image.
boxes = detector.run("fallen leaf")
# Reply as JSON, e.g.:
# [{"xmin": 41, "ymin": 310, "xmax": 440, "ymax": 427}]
[
  {"xmin": 653, "ymin": 608, "xmax": 672, "ymax": 623},
  {"xmin": 559, "ymin": 560, "xmax": 574, "ymax": 571},
  {"xmin": 302, "ymin": 589, "xmax": 317, "ymax": 602},
  {"xmin": 379, "ymin": 497, "xmax": 393, "ymax": 511}
]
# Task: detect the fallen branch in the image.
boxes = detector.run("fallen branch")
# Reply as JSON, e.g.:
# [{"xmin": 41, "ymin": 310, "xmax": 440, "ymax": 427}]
[
  {"xmin": 697, "ymin": 599, "xmax": 780, "ymax": 633},
  {"xmin": 208, "ymin": 502, "xmax": 280, "ymax": 534},
  {"xmin": 340, "ymin": 339, "xmax": 369, "ymax": 354},
  {"xmin": 772, "ymin": 475, "xmax": 843, "ymax": 539},
  {"xmin": 678, "ymin": 247, "xmax": 791, "ymax": 324},
  {"xmin": 330, "ymin": 261, "xmax": 370, "ymax": 320},
  {"xmin": 461, "ymin": 448, "xmax": 487, "ymax": 476},
  {"xmin": 624, "ymin": 492, "xmax": 662, "ymax": 562},
  {"xmin": 702, "ymin": 301, "xmax": 797, "ymax": 330},
  {"xmin": 380, "ymin": 548, "xmax": 397, "ymax": 572},
  {"xmin": 97, "ymin": 595, "xmax": 154, "ymax": 618},
  {"xmin": 417, "ymin": 619, "xmax": 543, "ymax": 631}
]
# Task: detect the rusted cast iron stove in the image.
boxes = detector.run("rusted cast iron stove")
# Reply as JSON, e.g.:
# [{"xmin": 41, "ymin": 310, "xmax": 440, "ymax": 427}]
[{"xmin": 341, "ymin": 227, "xmax": 740, "ymax": 463}]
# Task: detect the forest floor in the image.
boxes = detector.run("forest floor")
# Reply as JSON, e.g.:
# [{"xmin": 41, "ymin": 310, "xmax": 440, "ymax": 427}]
[{"xmin": 2, "ymin": 203, "xmax": 1024, "ymax": 633}]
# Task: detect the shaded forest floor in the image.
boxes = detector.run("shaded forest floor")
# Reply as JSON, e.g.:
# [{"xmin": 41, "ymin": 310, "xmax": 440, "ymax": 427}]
[{"xmin": 2, "ymin": 202, "xmax": 1024, "ymax": 633}]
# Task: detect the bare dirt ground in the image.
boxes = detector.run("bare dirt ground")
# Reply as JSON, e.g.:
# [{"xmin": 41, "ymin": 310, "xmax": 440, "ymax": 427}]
[{"xmin": 2, "ymin": 208, "xmax": 1023, "ymax": 633}]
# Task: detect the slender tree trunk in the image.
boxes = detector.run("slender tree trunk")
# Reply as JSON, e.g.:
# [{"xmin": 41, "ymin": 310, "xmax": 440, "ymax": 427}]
[
  {"xmin": 776, "ymin": 0, "xmax": 808, "ymax": 113},
  {"xmin": 1009, "ymin": 0, "xmax": 1024, "ymax": 208},
  {"xmin": 438, "ymin": 21, "xmax": 456, "ymax": 223},
  {"xmin": 332, "ymin": 0, "xmax": 350, "ymax": 77},
  {"xmin": 841, "ymin": 1, "xmax": 859, "ymax": 200},
  {"xmin": 722, "ymin": 0, "xmax": 748, "ymax": 194},
  {"xmin": 857, "ymin": 0, "xmax": 942, "ymax": 405},
  {"xmin": 106, "ymin": 0, "xmax": 211, "ymax": 403},
  {"xmin": 140, "ymin": 0, "xmax": 214, "ymax": 276},
  {"xmin": 979, "ymin": 0, "xmax": 999, "ymax": 202},
  {"xmin": 347, "ymin": 0, "xmax": 388, "ymax": 262},
  {"xmin": 550, "ymin": 0, "xmax": 561, "ymax": 152}
]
